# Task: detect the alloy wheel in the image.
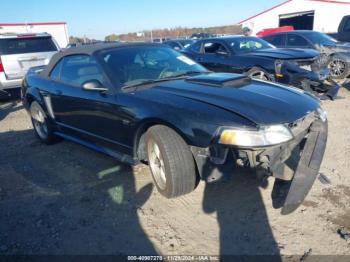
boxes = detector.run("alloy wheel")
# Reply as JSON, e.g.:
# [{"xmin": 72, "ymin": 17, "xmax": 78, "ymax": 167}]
[
  {"xmin": 30, "ymin": 103, "xmax": 48, "ymax": 140},
  {"xmin": 249, "ymin": 71, "xmax": 269, "ymax": 81},
  {"xmin": 329, "ymin": 59, "xmax": 346, "ymax": 78},
  {"xmin": 148, "ymin": 139, "xmax": 167, "ymax": 190}
]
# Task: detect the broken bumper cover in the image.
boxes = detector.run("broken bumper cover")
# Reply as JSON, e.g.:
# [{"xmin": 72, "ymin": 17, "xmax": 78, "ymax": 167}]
[
  {"xmin": 281, "ymin": 119, "xmax": 327, "ymax": 214},
  {"xmin": 191, "ymin": 118, "xmax": 328, "ymax": 214},
  {"xmin": 277, "ymin": 62, "xmax": 340, "ymax": 100},
  {"xmin": 300, "ymin": 78, "xmax": 340, "ymax": 101}
]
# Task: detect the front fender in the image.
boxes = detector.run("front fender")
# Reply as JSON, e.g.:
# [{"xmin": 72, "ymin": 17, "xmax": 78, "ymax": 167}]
[
  {"xmin": 133, "ymin": 115, "xmax": 219, "ymax": 153},
  {"xmin": 240, "ymin": 56, "xmax": 276, "ymax": 74}
]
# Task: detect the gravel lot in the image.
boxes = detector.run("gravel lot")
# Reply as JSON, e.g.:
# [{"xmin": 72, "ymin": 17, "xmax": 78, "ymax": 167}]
[{"xmin": 0, "ymin": 88, "xmax": 350, "ymax": 256}]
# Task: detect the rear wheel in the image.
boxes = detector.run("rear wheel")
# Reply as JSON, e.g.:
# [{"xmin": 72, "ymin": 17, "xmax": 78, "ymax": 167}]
[
  {"xmin": 146, "ymin": 125, "xmax": 197, "ymax": 198},
  {"xmin": 30, "ymin": 101, "xmax": 57, "ymax": 144}
]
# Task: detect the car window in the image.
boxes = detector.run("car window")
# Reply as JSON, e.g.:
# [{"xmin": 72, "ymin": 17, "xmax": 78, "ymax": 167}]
[
  {"xmin": 187, "ymin": 41, "xmax": 202, "ymax": 53},
  {"xmin": 306, "ymin": 32, "xmax": 337, "ymax": 45},
  {"xmin": 343, "ymin": 18, "xmax": 350, "ymax": 32},
  {"xmin": 179, "ymin": 40, "xmax": 194, "ymax": 48},
  {"xmin": 228, "ymin": 37, "xmax": 274, "ymax": 53},
  {"xmin": 100, "ymin": 46, "xmax": 207, "ymax": 87},
  {"xmin": 0, "ymin": 36, "xmax": 57, "ymax": 55},
  {"xmin": 203, "ymin": 42, "xmax": 228, "ymax": 54},
  {"xmin": 49, "ymin": 59, "xmax": 63, "ymax": 81},
  {"xmin": 287, "ymin": 34, "xmax": 310, "ymax": 47},
  {"xmin": 264, "ymin": 34, "xmax": 285, "ymax": 47},
  {"xmin": 165, "ymin": 42, "xmax": 182, "ymax": 49},
  {"xmin": 60, "ymin": 55, "xmax": 105, "ymax": 87}
]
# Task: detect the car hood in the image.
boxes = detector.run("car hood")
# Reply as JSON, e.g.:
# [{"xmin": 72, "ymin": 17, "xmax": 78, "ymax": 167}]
[
  {"xmin": 146, "ymin": 73, "xmax": 320, "ymax": 125},
  {"xmin": 319, "ymin": 43, "xmax": 350, "ymax": 54},
  {"xmin": 244, "ymin": 48, "xmax": 319, "ymax": 60}
]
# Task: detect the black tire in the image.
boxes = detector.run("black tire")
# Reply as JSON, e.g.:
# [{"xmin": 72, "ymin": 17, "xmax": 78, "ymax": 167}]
[
  {"xmin": 247, "ymin": 67, "xmax": 272, "ymax": 81},
  {"xmin": 146, "ymin": 125, "xmax": 197, "ymax": 198},
  {"xmin": 30, "ymin": 101, "xmax": 57, "ymax": 144},
  {"xmin": 329, "ymin": 55, "xmax": 350, "ymax": 80}
]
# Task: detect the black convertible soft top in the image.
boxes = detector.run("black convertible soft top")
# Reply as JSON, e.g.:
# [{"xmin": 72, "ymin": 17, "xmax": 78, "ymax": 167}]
[{"xmin": 41, "ymin": 42, "xmax": 162, "ymax": 77}]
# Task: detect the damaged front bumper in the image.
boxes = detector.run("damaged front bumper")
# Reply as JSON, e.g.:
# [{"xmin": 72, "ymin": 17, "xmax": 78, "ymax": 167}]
[
  {"xmin": 191, "ymin": 113, "xmax": 328, "ymax": 214},
  {"xmin": 276, "ymin": 61, "xmax": 340, "ymax": 100}
]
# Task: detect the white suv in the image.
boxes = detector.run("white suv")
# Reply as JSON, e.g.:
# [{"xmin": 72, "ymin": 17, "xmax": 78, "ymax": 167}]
[{"xmin": 0, "ymin": 32, "xmax": 59, "ymax": 92}]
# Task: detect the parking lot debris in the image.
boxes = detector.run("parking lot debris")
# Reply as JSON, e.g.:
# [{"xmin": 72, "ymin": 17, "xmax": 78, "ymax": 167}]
[
  {"xmin": 337, "ymin": 228, "xmax": 350, "ymax": 241},
  {"xmin": 300, "ymin": 248, "xmax": 313, "ymax": 261},
  {"xmin": 318, "ymin": 173, "xmax": 331, "ymax": 185}
]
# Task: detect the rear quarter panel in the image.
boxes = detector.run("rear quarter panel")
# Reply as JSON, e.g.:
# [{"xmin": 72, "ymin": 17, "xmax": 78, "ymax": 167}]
[{"xmin": 22, "ymin": 67, "xmax": 51, "ymax": 112}]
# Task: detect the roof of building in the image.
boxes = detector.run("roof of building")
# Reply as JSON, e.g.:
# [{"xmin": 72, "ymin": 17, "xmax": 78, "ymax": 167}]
[
  {"xmin": 0, "ymin": 32, "xmax": 51, "ymax": 39},
  {"xmin": 238, "ymin": 0, "xmax": 350, "ymax": 24},
  {"xmin": 0, "ymin": 22, "xmax": 66, "ymax": 27}
]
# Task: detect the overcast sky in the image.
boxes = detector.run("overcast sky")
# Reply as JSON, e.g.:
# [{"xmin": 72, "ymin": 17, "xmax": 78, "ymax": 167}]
[{"xmin": 1, "ymin": 0, "xmax": 282, "ymax": 39}]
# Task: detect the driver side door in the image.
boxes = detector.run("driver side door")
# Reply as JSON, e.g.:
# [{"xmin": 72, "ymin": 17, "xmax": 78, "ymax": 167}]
[
  {"xmin": 49, "ymin": 54, "xmax": 133, "ymax": 156},
  {"xmin": 197, "ymin": 40, "xmax": 236, "ymax": 73}
]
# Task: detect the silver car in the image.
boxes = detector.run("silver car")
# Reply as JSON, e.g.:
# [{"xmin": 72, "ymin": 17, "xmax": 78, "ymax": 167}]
[{"xmin": 0, "ymin": 32, "xmax": 59, "ymax": 92}]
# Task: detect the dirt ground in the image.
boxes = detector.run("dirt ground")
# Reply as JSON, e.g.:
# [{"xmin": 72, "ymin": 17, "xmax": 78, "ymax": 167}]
[{"xmin": 0, "ymin": 88, "xmax": 350, "ymax": 257}]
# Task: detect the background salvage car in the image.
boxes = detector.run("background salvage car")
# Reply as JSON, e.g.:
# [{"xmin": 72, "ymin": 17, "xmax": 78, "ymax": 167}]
[
  {"xmin": 182, "ymin": 36, "xmax": 340, "ymax": 100},
  {"xmin": 163, "ymin": 39, "xmax": 195, "ymax": 51},
  {"xmin": 22, "ymin": 43, "xmax": 328, "ymax": 214},
  {"xmin": 0, "ymin": 32, "xmax": 59, "ymax": 98},
  {"xmin": 263, "ymin": 30, "xmax": 350, "ymax": 82}
]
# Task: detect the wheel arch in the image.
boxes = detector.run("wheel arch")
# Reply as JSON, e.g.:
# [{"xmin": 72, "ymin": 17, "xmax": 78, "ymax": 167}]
[{"xmin": 133, "ymin": 118, "xmax": 192, "ymax": 162}]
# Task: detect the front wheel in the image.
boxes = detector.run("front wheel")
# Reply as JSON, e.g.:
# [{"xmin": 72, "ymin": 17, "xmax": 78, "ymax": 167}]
[
  {"xmin": 146, "ymin": 125, "xmax": 197, "ymax": 198},
  {"xmin": 329, "ymin": 55, "xmax": 350, "ymax": 80},
  {"xmin": 247, "ymin": 67, "xmax": 271, "ymax": 81},
  {"xmin": 30, "ymin": 101, "xmax": 57, "ymax": 144}
]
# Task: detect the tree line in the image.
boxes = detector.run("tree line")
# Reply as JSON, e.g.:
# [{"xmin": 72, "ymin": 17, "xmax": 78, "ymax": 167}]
[
  {"xmin": 69, "ymin": 24, "xmax": 242, "ymax": 43},
  {"xmin": 105, "ymin": 24, "xmax": 242, "ymax": 42}
]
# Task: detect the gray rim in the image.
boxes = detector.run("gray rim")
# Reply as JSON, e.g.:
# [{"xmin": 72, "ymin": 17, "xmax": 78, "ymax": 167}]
[
  {"xmin": 329, "ymin": 59, "xmax": 346, "ymax": 77},
  {"xmin": 148, "ymin": 139, "xmax": 166, "ymax": 190},
  {"xmin": 30, "ymin": 103, "xmax": 48, "ymax": 140},
  {"xmin": 249, "ymin": 71, "xmax": 269, "ymax": 80}
]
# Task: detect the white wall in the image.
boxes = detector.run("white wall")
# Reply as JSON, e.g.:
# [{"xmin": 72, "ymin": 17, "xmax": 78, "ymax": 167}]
[
  {"xmin": 240, "ymin": 0, "xmax": 350, "ymax": 35},
  {"xmin": 0, "ymin": 23, "xmax": 69, "ymax": 48}
]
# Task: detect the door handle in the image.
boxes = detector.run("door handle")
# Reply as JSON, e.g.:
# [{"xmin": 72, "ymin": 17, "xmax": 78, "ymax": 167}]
[{"xmin": 198, "ymin": 57, "xmax": 204, "ymax": 62}]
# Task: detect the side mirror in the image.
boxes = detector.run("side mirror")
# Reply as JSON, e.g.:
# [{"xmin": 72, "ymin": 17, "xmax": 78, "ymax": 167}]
[{"xmin": 82, "ymin": 80, "xmax": 108, "ymax": 92}]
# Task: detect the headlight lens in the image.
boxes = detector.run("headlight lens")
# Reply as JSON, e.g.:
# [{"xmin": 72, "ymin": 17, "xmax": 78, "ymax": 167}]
[
  {"xmin": 275, "ymin": 60, "xmax": 283, "ymax": 76},
  {"xmin": 219, "ymin": 124, "xmax": 293, "ymax": 147},
  {"xmin": 317, "ymin": 107, "xmax": 327, "ymax": 122}
]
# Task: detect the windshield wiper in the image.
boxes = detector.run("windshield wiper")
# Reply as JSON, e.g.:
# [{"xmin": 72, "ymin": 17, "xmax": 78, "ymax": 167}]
[
  {"xmin": 121, "ymin": 77, "xmax": 187, "ymax": 90},
  {"xmin": 171, "ymin": 70, "xmax": 211, "ymax": 78},
  {"xmin": 121, "ymin": 71, "xmax": 210, "ymax": 90}
]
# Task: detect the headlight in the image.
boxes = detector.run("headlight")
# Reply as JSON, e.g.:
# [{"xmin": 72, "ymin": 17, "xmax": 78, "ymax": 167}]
[
  {"xmin": 275, "ymin": 60, "xmax": 283, "ymax": 77},
  {"xmin": 317, "ymin": 107, "xmax": 327, "ymax": 122},
  {"xmin": 219, "ymin": 124, "xmax": 293, "ymax": 147}
]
